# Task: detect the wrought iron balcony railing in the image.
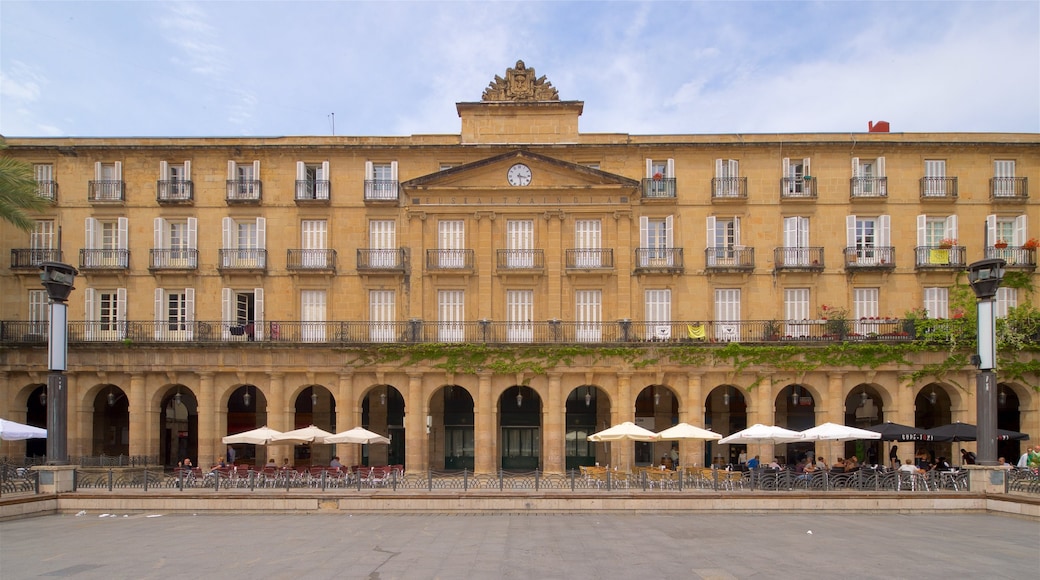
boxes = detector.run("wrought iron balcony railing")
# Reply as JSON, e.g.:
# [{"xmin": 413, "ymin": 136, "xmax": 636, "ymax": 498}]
[
  {"xmin": 426, "ymin": 249, "xmax": 475, "ymax": 271},
  {"xmin": 88, "ymin": 180, "xmax": 125, "ymax": 202},
  {"xmin": 357, "ymin": 248, "xmax": 409, "ymax": 272},
  {"xmin": 773, "ymin": 247, "xmax": 824, "ymax": 271},
  {"xmin": 10, "ymin": 248, "xmax": 63, "ymax": 269},
  {"xmin": 984, "ymin": 246, "xmax": 1036, "ymax": 270},
  {"xmin": 226, "ymin": 180, "xmax": 262, "ymax": 203},
  {"xmin": 711, "ymin": 177, "xmax": 748, "ymax": 200},
  {"xmin": 218, "ymin": 249, "xmax": 267, "ymax": 270},
  {"xmin": 919, "ymin": 177, "xmax": 958, "ymax": 199},
  {"xmin": 780, "ymin": 177, "xmax": 816, "ymax": 200},
  {"xmin": 704, "ymin": 247, "xmax": 753, "ymax": 271},
  {"xmin": 990, "ymin": 177, "xmax": 1028, "ymax": 201},
  {"xmin": 79, "ymin": 249, "xmax": 130, "ymax": 270},
  {"xmin": 157, "ymin": 180, "xmax": 194, "ymax": 203},
  {"xmin": 843, "ymin": 247, "xmax": 895, "ymax": 270},
  {"xmin": 496, "ymin": 249, "xmax": 545, "ymax": 271},
  {"xmin": 565, "ymin": 249, "xmax": 614, "ymax": 270},
  {"xmin": 914, "ymin": 245, "xmax": 966, "ymax": 270},
  {"xmin": 149, "ymin": 249, "xmax": 199, "ymax": 270},
  {"xmin": 295, "ymin": 180, "xmax": 330, "ymax": 202},
  {"xmin": 634, "ymin": 248, "xmax": 684, "ymax": 273},
  {"xmin": 850, "ymin": 177, "xmax": 887, "ymax": 198},
  {"xmin": 641, "ymin": 177, "xmax": 676, "ymax": 199},
  {"xmin": 36, "ymin": 181, "xmax": 57, "ymax": 201},
  {"xmin": 364, "ymin": 180, "xmax": 399, "ymax": 202},
  {"xmin": 287, "ymin": 249, "xmax": 337, "ymax": 271}
]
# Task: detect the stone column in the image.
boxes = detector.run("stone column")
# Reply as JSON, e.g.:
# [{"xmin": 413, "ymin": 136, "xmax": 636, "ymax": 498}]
[
  {"xmin": 405, "ymin": 372, "xmax": 426, "ymax": 472},
  {"xmin": 267, "ymin": 372, "xmax": 286, "ymax": 431},
  {"xmin": 72, "ymin": 373, "xmax": 92, "ymax": 459},
  {"xmin": 197, "ymin": 372, "xmax": 215, "ymax": 470},
  {"xmin": 826, "ymin": 372, "xmax": 846, "ymax": 464},
  {"xmin": 336, "ymin": 371, "xmax": 356, "ymax": 467},
  {"xmin": 543, "ymin": 372, "xmax": 564, "ymax": 474},
  {"xmin": 684, "ymin": 372, "xmax": 704, "ymax": 467},
  {"xmin": 474, "ymin": 371, "xmax": 494, "ymax": 475},
  {"xmin": 615, "ymin": 371, "xmax": 633, "ymax": 469},
  {"xmin": 751, "ymin": 376, "xmax": 773, "ymax": 464},
  {"xmin": 128, "ymin": 372, "xmax": 147, "ymax": 457}
]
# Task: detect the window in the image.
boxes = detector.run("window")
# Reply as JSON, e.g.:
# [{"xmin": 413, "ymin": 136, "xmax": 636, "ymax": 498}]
[
  {"xmin": 782, "ymin": 216, "xmax": 811, "ymax": 266},
  {"xmin": 438, "ymin": 220, "xmax": 465, "ymax": 268},
  {"xmin": 917, "ymin": 215, "xmax": 959, "ymax": 265},
  {"xmin": 296, "ymin": 161, "xmax": 329, "ymax": 200},
  {"xmin": 221, "ymin": 288, "xmax": 264, "ymax": 340},
  {"xmin": 227, "ymin": 161, "xmax": 260, "ymax": 199},
  {"xmin": 298, "ymin": 220, "xmax": 329, "ymax": 268},
  {"xmin": 369, "ymin": 290, "xmax": 396, "ymax": 342},
  {"xmin": 923, "ymin": 287, "xmax": 949, "ymax": 319},
  {"xmin": 301, "ymin": 290, "xmax": 327, "ymax": 342},
  {"xmin": 34, "ymin": 164, "xmax": 55, "ymax": 199},
  {"xmin": 923, "ymin": 160, "xmax": 946, "ymax": 196},
  {"xmin": 84, "ymin": 288, "xmax": 126, "ymax": 341},
  {"xmin": 782, "ymin": 158, "xmax": 811, "ymax": 196},
  {"xmin": 645, "ymin": 158, "xmax": 674, "ymax": 197},
  {"xmin": 993, "ymin": 160, "xmax": 1017, "ymax": 197},
  {"xmin": 640, "ymin": 215, "xmax": 674, "ymax": 266},
  {"xmin": 986, "ymin": 214, "xmax": 1028, "ymax": 264},
  {"xmin": 851, "ymin": 157, "xmax": 886, "ymax": 197},
  {"xmin": 160, "ymin": 160, "xmax": 192, "ymax": 200},
  {"xmin": 28, "ymin": 220, "xmax": 56, "ymax": 265},
  {"xmin": 28, "ymin": 290, "xmax": 48, "ymax": 336},
  {"xmin": 221, "ymin": 217, "xmax": 266, "ymax": 268},
  {"xmin": 645, "ymin": 289, "xmax": 672, "ymax": 341},
  {"xmin": 84, "ymin": 217, "xmax": 128, "ymax": 267},
  {"xmin": 506, "ymin": 219, "xmax": 534, "ymax": 268},
  {"xmin": 846, "ymin": 215, "xmax": 891, "ymax": 264},
  {"xmin": 154, "ymin": 288, "xmax": 195, "ymax": 340},
  {"xmin": 853, "ymin": 288, "xmax": 880, "ymax": 334},
  {"xmin": 365, "ymin": 161, "xmax": 398, "ymax": 200},
  {"xmin": 92, "ymin": 162, "xmax": 123, "ymax": 200},
  {"xmin": 153, "ymin": 217, "xmax": 197, "ymax": 268},
  {"xmin": 784, "ymin": 288, "xmax": 810, "ymax": 337},
  {"xmin": 575, "ymin": 290, "xmax": 602, "ymax": 342},
  {"xmin": 574, "ymin": 219, "xmax": 602, "ymax": 267},
  {"xmin": 706, "ymin": 216, "xmax": 739, "ymax": 266},
  {"xmin": 996, "ymin": 287, "xmax": 1017, "ymax": 318},
  {"xmin": 369, "ymin": 219, "xmax": 397, "ymax": 267},
  {"xmin": 714, "ymin": 289, "xmax": 741, "ymax": 341},
  {"xmin": 506, "ymin": 289, "xmax": 533, "ymax": 342},
  {"xmin": 714, "ymin": 159, "xmax": 740, "ymax": 197},
  {"xmin": 438, "ymin": 290, "xmax": 464, "ymax": 342}
]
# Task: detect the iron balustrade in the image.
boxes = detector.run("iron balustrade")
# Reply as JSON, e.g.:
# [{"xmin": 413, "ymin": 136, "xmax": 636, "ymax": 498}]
[
  {"xmin": 10, "ymin": 248, "xmax": 63, "ymax": 269},
  {"xmin": 641, "ymin": 177, "xmax": 676, "ymax": 199},
  {"xmin": 914, "ymin": 245, "xmax": 966, "ymax": 270},
  {"xmin": 287, "ymin": 249, "xmax": 337, "ymax": 271},
  {"xmin": 225, "ymin": 179, "xmax": 262, "ymax": 202},
  {"xmin": 88, "ymin": 180, "xmax": 125, "ymax": 202},
  {"xmin": 295, "ymin": 179, "xmax": 330, "ymax": 201},
  {"xmin": 149, "ymin": 249, "xmax": 199, "ymax": 270},
  {"xmin": 990, "ymin": 177, "xmax": 1028, "ymax": 200},
  {"xmin": 565, "ymin": 249, "xmax": 614, "ymax": 270},
  {"xmin": 496, "ymin": 249, "xmax": 545, "ymax": 271},
  {"xmin": 984, "ymin": 246, "xmax": 1036, "ymax": 269},
  {"xmin": 850, "ymin": 176, "xmax": 888, "ymax": 198},
  {"xmin": 36, "ymin": 181, "xmax": 57, "ymax": 201},
  {"xmin": 634, "ymin": 248, "xmax": 684, "ymax": 272},
  {"xmin": 711, "ymin": 177, "xmax": 747, "ymax": 199},
  {"xmin": 79, "ymin": 249, "xmax": 130, "ymax": 270},
  {"xmin": 919, "ymin": 177, "xmax": 958, "ymax": 199},
  {"xmin": 704, "ymin": 247, "xmax": 753, "ymax": 270},
  {"xmin": 218, "ymin": 249, "xmax": 267, "ymax": 270},
  {"xmin": 780, "ymin": 176, "xmax": 816, "ymax": 199},
  {"xmin": 426, "ymin": 249, "xmax": 475, "ymax": 271},
  {"xmin": 0, "ymin": 320, "xmax": 50, "ymax": 342},
  {"xmin": 843, "ymin": 246, "xmax": 895, "ymax": 269},
  {"xmin": 357, "ymin": 248, "xmax": 409, "ymax": 272},
  {"xmin": 773, "ymin": 247, "xmax": 824, "ymax": 270},
  {"xmin": 156, "ymin": 180, "xmax": 194, "ymax": 202},
  {"xmin": 364, "ymin": 179, "xmax": 399, "ymax": 201}
]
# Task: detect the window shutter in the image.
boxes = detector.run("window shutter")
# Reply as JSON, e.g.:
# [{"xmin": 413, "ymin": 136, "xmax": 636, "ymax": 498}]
[
  {"xmin": 946, "ymin": 215, "xmax": 958, "ymax": 240},
  {"xmin": 254, "ymin": 288, "xmax": 264, "ymax": 338},
  {"xmin": 917, "ymin": 215, "xmax": 928, "ymax": 246},
  {"xmin": 851, "ymin": 157, "xmax": 860, "ymax": 178},
  {"xmin": 117, "ymin": 217, "xmax": 128, "ymax": 250},
  {"xmin": 666, "ymin": 158, "xmax": 675, "ymax": 178},
  {"xmin": 321, "ymin": 161, "xmax": 330, "ymax": 183},
  {"xmin": 256, "ymin": 217, "xmax": 266, "ymax": 249},
  {"xmin": 728, "ymin": 159, "xmax": 738, "ymax": 178},
  {"xmin": 876, "ymin": 157, "xmax": 885, "ymax": 177},
  {"xmin": 187, "ymin": 218, "xmax": 197, "ymax": 249},
  {"xmin": 645, "ymin": 159, "xmax": 653, "ymax": 178},
  {"xmin": 184, "ymin": 160, "xmax": 191, "ymax": 180},
  {"xmin": 846, "ymin": 215, "xmax": 856, "ymax": 246},
  {"xmin": 1014, "ymin": 215, "xmax": 1028, "ymax": 245},
  {"xmin": 878, "ymin": 215, "xmax": 891, "ymax": 247},
  {"xmin": 390, "ymin": 161, "xmax": 398, "ymax": 181},
  {"xmin": 296, "ymin": 161, "xmax": 305, "ymax": 181},
  {"xmin": 94, "ymin": 161, "xmax": 103, "ymax": 180},
  {"xmin": 706, "ymin": 216, "xmax": 717, "ymax": 248},
  {"xmin": 154, "ymin": 288, "xmax": 164, "ymax": 323},
  {"xmin": 222, "ymin": 217, "xmax": 233, "ymax": 250},
  {"xmin": 116, "ymin": 288, "xmax": 127, "ymax": 322},
  {"xmin": 664, "ymin": 215, "xmax": 673, "ymax": 247},
  {"xmin": 782, "ymin": 158, "xmax": 791, "ymax": 178},
  {"xmin": 227, "ymin": 160, "xmax": 236, "ymax": 179},
  {"xmin": 184, "ymin": 288, "xmax": 195, "ymax": 323},
  {"xmin": 986, "ymin": 214, "xmax": 997, "ymax": 244},
  {"xmin": 639, "ymin": 216, "xmax": 649, "ymax": 248},
  {"xmin": 160, "ymin": 160, "xmax": 169, "ymax": 181},
  {"xmin": 733, "ymin": 217, "xmax": 741, "ymax": 245},
  {"xmin": 803, "ymin": 158, "xmax": 811, "ymax": 176},
  {"xmin": 783, "ymin": 217, "xmax": 799, "ymax": 248},
  {"xmin": 365, "ymin": 161, "xmax": 374, "ymax": 180},
  {"xmin": 85, "ymin": 288, "xmax": 96, "ymax": 323},
  {"xmin": 114, "ymin": 162, "xmax": 122, "ymax": 180},
  {"xmin": 85, "ymin": 217, "xmax": 98, "ymax": 249},
  {"xmin": 221, "ymin": 288, "xmax": 233, "ymax": 322},
  {"xmin": 154, "ymin": 217, "xmax": 164, "ymax": 249},
  {"xmin": 252, "ymin": 161, "xmax": 261, "ymax": 182}
]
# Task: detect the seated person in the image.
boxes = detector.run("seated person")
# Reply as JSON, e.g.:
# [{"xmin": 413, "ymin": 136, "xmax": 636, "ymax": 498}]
[
  {"xmin": 329, "ymin": 456, "xmax": 343, "ymax": 469},
  {"xmin": 181, "ymin": 458, "xmax": 193, "ymax": 469},
  {"xmin": 899, "ymin": 458, "xmax": 924, "ymax": 475},
  {"xmin": 281, "ymin": 458, "xmax": 292, "ymax": 469},
  {"xmin": 661, "ymin": 456, "xmax": 675, "ymax": 470},
  {"xmin": 844, "ymin": 456, "xmax": 860, "ymax": 471},
  {"xmin": 767, "ymin": 457, "xmax": 783, "ymax": 470},
  {"xmin": 831, "ymin": 458, "xmax": 846, "ymax": 473},
  {"xmin": 932, "ymin": 456, "xmax": 952, "ymax": 471},
  {"xmin": 265, "ymin": 458, "xmax": 277, "ymax": 470},
  {"xmin": 815, "ymin": 457, "xmax": 829, "ymax": 472},
  {"xmin": 746, "ymin": 455, "xmax": 761, "ymax": 469}
]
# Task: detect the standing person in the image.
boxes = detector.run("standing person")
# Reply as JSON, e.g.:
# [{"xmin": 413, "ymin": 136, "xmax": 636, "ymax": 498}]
[
  {"xmin": 1017, "ymin": 446, "xmax": 1033, "ymax": 468},
  {"xmin": 960, "ymin": 448, "xmax": 976, "ymax": 465},
  {"xmin": 226, "ymin": 445, "xmax": 236, "ymax": 464},
  {"xmin": 737, "ymin": 450, "xmax": 747, "ymax": 468},
  {"xmin": 889, "ymin": 445, "xmax": 900, "ymax": 470},
  {"xmin": 747, "ymin": 455, "xmax": 760, "ymax": 469}
]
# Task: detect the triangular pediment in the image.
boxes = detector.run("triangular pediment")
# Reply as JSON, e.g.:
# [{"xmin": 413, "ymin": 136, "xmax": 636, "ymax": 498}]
[{"xmin": 401, "ymin": 150, "xmax": 639, "ymax": 192}]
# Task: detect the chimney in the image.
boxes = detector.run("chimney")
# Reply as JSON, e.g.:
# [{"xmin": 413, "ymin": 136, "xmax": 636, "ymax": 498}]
[{"xmin": 868, "ymin": 120, "xmax": 890, "ymax": 133}]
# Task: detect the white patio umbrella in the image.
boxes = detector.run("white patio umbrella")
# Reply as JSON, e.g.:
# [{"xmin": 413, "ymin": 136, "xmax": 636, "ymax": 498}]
[
  {"xmin": 587, "ymin": 421, "xmax": 658, "ymax": 442},
  {"xmin": 799, "ymin": 422, "xmax": 883, "ymax": 442},
  {"xmin": 0, "ymin": 418, "xmax": 47, "ymax": 440},
  {"xmin": 221, "ymin": 426, "xmax": 283, "ymax": 445},
  {"xmin": 718, "ymin": 423, "xmax": 805, "ymax": 444},
  {"xmin": 656, "ymin": 422, "xmax": 722, "ymax": 441},
  {"xmin": 325, "ymin": 426, "xmax": 391, "ymax": 445},
  {"xmin": 269, "ymin": 425, "xmax": 334, "ymax": 444}
]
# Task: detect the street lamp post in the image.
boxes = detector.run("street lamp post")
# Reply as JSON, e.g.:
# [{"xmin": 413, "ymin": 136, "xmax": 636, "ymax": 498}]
[
  {"xmin": 966, "ymin": 258, "xmax": 1005, "ymax": 467},
  {"xmin": 40, "ymin": 261, "xmax": 77, "ymax": 465}
]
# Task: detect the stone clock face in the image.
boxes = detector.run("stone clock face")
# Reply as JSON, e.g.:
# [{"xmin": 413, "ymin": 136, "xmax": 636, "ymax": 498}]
[{"xmin": 507, "ymin": 163, "xmax": 532, "ymax": 186}]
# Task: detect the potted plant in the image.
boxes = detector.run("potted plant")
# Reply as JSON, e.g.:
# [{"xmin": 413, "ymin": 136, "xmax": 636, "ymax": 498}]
[
  {"xmin": 993, "ymin": 239, "xmax": 1009, "ymax": 249},
  {"xmin": 652, "ymin": 172, "xmax": 664, "ymax": 181},
  {"xmin": 938, "ymin": 238, "xmax": 956, "ymax": 249},
  {"xmin": 1022, "ymin": 238, "xmax": 1039, "ymax": 250}
]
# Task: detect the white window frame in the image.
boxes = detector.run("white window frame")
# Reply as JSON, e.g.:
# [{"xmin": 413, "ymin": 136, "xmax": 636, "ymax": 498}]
[
  {"xmin": 853, "ymin": 288, "xmax": 880, "ymax": 335},
  {"xmin": 301, "ymin": 290, "xmax": 327, "ymax": 342},
  {"xmin": 84, "ymin": 288, "xmax": 127, "ymax": 341},
  {"xmin": 852, "ymin": 157, "xmax": 886, "ymax": 196},
  {"xmin": 369, "ymin": 219, "xmax": 397, "ymax": 268},
  {"xmin": 923, "ymin": 287, "xmax": 949, "ymax": 319},
  {"xmin": 506, "ymin": 219, "xmax": 534, "ymax": 268},
  {"xmin": 154, "ymin": 288, "xmax": 195, "ymax": 340},
  {"xmin": 923, "ymin": 159, "xmax": 946, "ymax": 197},
  {"xmin": 782, "ymin": 157, "xmax": 811, "ymax": 196},
  {"xmin": 993, "ymin": 160, "xmax": 1016, "ymax": 197},
  {"xmin": 714, "ymin": 159, "xmax": 740, "ymax": 197},
  {"xmin": 506, "ymin": 289, "xmax": 534, "ymax": 343},
  {"xmin": 714, "ymin": 289, "xmax": 741, "ymax": 342},
  {"xmin": 639, "ymin": 215, "xmax": 674, "ymax": 267},
  {"xmin": 221, "ymin": 217, "xmax": 266, "ymax": 268},
  {"xmin": 575, "ymin": 290, "xmax": 602, "ymax": 343},
  {"xmin": 438, "ymin": 290, "xmax": 465, "ymax": 343},
  {"xmin": 154, "ymin": 217, "xmax": 197, "ymax": 267},
  {"xmin": 28, "ymin": 289, "xmax": 48, "ymax": 336},
  {"xmin": 995, "ymin": 287, "xmax": 1017, "ymax": 319},
  {"xmin": 369, "ymin": 290, "xmax": 396, "ymax": 342},
  {"xmin": 301, "ymin": 220, "xmax": 329, "ymax": 268},
  {"xmin": 221, "ymin": 287, "xmax": 264, "ymax": 340},
  {"xmin": 574, "ymin": 219, "xmax": 602, "ymax": 268},
  {"xmin": 706, "ymin": 216, "xmax": 740, "ymax": 266},
  {"xmin": 846, "ymin": 215, "xmax": 891, "ymax": 264},
  {"xmin": 84, "ymin": 217, "xmax": 128, "ymax": 267},
  {"xmin": 645, "ymin": 289, "xmax": 672, "ymax": 341},
  {"xmin": 438, "ymin": 220, "xmax": 465, "ymax": 268},
  {"xmin": 784, "ymin": 288, "xmax": 810, "ymax": 337}
]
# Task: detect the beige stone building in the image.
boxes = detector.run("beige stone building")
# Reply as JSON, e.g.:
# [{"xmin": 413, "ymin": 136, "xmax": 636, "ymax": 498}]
[{"xmin": 1, "ymin": 61, "xmax": 1038, "ymax": 473}]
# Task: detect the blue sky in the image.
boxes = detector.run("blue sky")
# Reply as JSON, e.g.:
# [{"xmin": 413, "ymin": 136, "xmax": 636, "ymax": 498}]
[{"xmin": 2, "ymin": 1, "xmax": 1038, "ymax": 137}]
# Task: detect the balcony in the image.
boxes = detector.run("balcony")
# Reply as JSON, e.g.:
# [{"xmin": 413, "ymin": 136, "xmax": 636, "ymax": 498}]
[
  {"xmin": 225, "ymin": 180, "xmax": 262, "ymax": 204},
  {"xmin": 218, "ymin": 249, "xmax": 267, "ymax": 271},
  {"xmin": 295, "ymin": 180, "xmax": 330, "ymax": 204},
  {"xmin": 357, "ymin": 248, "xmax": 409, "ymax": 273},
  {"xmin": 641, "ymin": 177, "xmax": 676, "ymax": 199},
  {"xmin": 149, "ymin": 249, "xmax": 199, "ymax": 271},
  {"xmin": 88, "ymin": 180, "xmax": 125, "ymax": 203},
  {"xmin": 843, "ymin": 247, "xmax": 895, "ymax": 270},
  {"xmin": 287, "ymin": 249, "xmax": 337, "ymax": 272},
  {"xmin": 425, "ymin": 249, "xmax": 474, "ymax": 272},
  {"xmin": 919, "ymin": 177, "xmax": 958, "ymax": 200},
  {"xmin": 773, "ymin": 247, "xmax": 824, "ymax": 272},
  {"xmin": 10, "ymin": 248, "xmax": 63, "ymax": 270},
  {"xmin": 364, "ymin": 180, "xmax": 399, "ymax": 203},
  {"xmin": 780, "ymin": 177, "xmax": 816, "ymax": 200},
  {"xmin": 850, "ymin": 177, "xmax": 887, "ymax": 199},
  {"xmin": 565, "ymin": 249, "xmax": 614, "ymax": 272},
  {"xmin": 79, "ymin": 249, "xmax": 129, "ymax": 271},
  {"xmin": 704, "ymin": 247, "xmax": 753, "ymax": 272},
  {"xmin": 914, "ymin": 245, "xmax": 966, "ymax": 270},
  {"xmin": 990, "ymin": 177, "xmax": 1028, "ymax": 202},
  {"xmin": 36, "ymin": 181, "xmax": 57, "ymax": 202},
  {"xmin": 157, "ymin": 180, "xmax": 194, "ymax": 204},
  {"xmin": 984, "ymin": 246, "xmax": 1036, "ymax": 270},
  {"xmin": 711, "ymin": 177, "xmax": 747, "ymax": 201},
  {"xmin": 634, "ymin": 248, "xmax": 685, "ymax": 274},
  {"xmin": 496, "ymin": 249, "xmax": 545, "ymax": 273}
]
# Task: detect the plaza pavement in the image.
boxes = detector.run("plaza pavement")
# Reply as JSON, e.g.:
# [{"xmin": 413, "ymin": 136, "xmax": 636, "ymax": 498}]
[{"xmin": 1, "ymin": 512, "xmax": 1038, "ymax": 579}]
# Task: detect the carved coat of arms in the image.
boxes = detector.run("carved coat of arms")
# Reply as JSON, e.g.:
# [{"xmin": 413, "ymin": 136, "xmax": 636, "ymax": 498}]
[{"xmin": 482, "ymin": 60, "xmax": 559, "ymax": 102}]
